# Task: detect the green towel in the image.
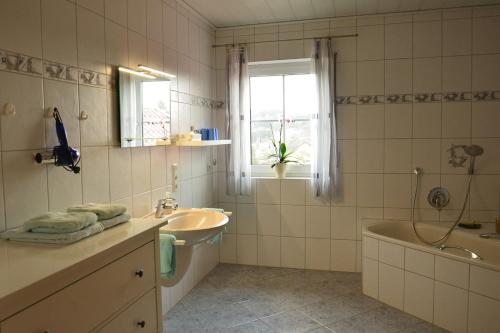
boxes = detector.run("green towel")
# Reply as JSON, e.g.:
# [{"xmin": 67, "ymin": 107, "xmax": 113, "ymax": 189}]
[
  {"xmin": 160, "ymin": 234, "xmax": 177, "ymax": 279},
  {"xmin": 67, "ymin": 203, "xmax": 127, "ymax": 221},
  {"xmin": 2, "ymin": 223, "xmax": 104, "ymax": 244},
  {"xmin": 25, "ymin": 212, "xmax": 98, "ymax": 234},
  {"xmin": 207, "ymin": 232, "xmax": 223, "ymax": 245}
]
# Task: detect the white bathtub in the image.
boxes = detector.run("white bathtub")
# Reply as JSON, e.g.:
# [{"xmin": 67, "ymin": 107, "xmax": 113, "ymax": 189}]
[{"xmin": 362, "ymin": 219, "xmax": 500, "ymax": 333}]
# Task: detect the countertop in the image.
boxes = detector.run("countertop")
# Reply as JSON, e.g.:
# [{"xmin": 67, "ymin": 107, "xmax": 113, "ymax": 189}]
[{"xmin": 0, "ymin": 217, "xmax": 167, "ymax": 320}]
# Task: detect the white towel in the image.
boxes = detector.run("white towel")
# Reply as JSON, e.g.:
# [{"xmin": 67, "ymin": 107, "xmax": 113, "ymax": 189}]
[
  {"xmin": 1, "ymin": 223, "xmax": 104, "ymax": 244},
  {"xmin": 101, "ymin": 214, "xmax": 130, "ymax": 229}
]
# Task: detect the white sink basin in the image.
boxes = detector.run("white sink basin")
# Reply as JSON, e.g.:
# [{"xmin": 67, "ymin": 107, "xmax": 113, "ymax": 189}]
[{"xmin": 158, "ymin": 209, "xmax": 229, "ymax": 246}]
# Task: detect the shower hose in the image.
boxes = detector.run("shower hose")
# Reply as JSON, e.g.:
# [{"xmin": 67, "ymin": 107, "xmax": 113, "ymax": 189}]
[{"xmin": 411, "ymin": 169, "xmax": 473, "ymax": 247}]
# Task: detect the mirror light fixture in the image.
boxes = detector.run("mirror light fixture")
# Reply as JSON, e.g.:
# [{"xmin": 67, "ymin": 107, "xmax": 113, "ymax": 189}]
[
  {"xmin": 118, "ymin": 66, "xmax": 156, "ymax": 79},
  {"xmin": 138, "ymin": 65, "xmax": 176, "ymax": 78}
]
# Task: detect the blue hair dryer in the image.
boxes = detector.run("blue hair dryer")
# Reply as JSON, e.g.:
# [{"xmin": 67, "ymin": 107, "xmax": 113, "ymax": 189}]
[{"xmin": 35, "ymin": 107, "xmax": 80, "ymax": 173}]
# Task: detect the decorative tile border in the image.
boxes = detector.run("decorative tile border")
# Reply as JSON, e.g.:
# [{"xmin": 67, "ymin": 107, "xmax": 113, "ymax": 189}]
[
  {"xmin": 336, "ymin": 91, "xmax": 500, "ymax": 105},
  {"xmin": 0, "ymin": 48, "xmax": 224, "ymax": 109},
  {"xmin": 0, "ymin": 49, "xmax": 42, "ymax": 76}
]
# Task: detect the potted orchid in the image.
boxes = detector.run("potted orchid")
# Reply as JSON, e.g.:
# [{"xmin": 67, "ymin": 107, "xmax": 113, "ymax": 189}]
[{"xmin": 269, "ymin": 121, "xmax": 298, "ymax": 178}]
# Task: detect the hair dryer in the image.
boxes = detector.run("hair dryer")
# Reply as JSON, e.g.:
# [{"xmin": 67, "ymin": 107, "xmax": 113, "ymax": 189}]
[{"xmin": 35, "ymin": 107, "xmax": 80, "ymax": 173}]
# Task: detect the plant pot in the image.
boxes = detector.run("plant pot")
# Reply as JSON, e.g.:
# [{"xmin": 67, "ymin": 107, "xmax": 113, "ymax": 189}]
[{"xmin": 273, "ymin": 163, "xmax": 287, "ymax": 179}]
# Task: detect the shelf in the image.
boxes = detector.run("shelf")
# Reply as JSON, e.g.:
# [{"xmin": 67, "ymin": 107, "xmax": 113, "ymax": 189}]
[{"xmin": 175, "ymin": 139, "xmax": 231, "ymax": 147}]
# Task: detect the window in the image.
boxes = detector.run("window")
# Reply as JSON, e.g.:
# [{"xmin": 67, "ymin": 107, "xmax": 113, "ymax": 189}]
[{"xmin": 248, "ymin": 59, "xmax": 317, "ymax": 177}]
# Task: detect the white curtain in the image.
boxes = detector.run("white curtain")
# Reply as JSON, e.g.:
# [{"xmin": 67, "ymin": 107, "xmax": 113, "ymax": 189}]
[
  {"xmin": 311, "ymin": 38, "xmax": 340, "ymax": 200},
  {"xmin": 225, "ymin": 46, "xmax": 252, "ymax": 196}
]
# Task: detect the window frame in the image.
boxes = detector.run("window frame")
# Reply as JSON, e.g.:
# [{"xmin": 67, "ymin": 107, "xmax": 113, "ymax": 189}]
[{"xmin": 248, "ymin": 59, "xmax": 315, "ymax": 178}]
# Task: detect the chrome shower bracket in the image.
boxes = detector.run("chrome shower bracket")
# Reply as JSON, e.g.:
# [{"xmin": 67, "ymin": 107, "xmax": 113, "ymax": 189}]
[
  {"xmin": 447, "ymin": 144, "xmax": 467, "ymax": 168},
  {"xmin": 427, "ymin": 187, "xmax": 450, "ymax": 211}
]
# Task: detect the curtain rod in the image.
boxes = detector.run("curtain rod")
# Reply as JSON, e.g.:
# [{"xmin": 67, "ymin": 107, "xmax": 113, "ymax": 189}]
[{"xmin": 212, "ymin": 33, "xmax": 358, "ymax": 48}]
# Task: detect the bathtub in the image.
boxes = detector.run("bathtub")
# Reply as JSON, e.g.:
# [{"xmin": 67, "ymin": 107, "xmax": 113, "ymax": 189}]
[{"xmin": 362, "ymin": 219, "xmax": 500, "ymax": 333}]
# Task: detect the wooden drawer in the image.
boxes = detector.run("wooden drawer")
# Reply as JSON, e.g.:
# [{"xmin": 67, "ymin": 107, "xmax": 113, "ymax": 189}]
[
  {"xmin": 97, "ymin": 289, "xmax": 157, "ymax": 333},
  {"xmin": 2, "ymin": 242, "xmax": 155, "ymax": 333}
]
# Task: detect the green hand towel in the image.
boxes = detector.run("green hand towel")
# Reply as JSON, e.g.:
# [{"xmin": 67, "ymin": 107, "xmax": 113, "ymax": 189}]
[
  {"xmin": 160, "ymin": 234, "xmax": 176, "ymax": 279},
  {"xmin": 25, "ymin": 212, "xmax": 98, "ymax": 234},
  {"xmin": 207, "ymin": 232, "xmax": 223, "ymax": 245},
  {"xmin": 67, "ymin": 203, "xmax": 127, "ymax": 221}
]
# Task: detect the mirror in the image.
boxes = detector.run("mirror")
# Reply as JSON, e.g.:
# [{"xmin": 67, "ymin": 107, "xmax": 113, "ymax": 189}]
[{"xmin": 118, "ymin": 70, "xmax": 171, "ymax": 147}]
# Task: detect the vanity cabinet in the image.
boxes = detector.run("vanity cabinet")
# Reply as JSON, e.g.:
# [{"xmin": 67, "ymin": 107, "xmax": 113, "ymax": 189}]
[{"xmin": 0, "ymin": 219, "xmax": 166, "ymax": 333}]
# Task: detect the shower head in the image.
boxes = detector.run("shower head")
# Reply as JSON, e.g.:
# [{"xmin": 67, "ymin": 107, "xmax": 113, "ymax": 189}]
[{"xmin": 464, "ymin": 145, "xmax": 484, "ymax": 157}]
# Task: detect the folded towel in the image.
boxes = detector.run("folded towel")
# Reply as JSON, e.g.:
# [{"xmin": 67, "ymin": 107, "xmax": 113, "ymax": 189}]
[
  {"xmin": 24, "ymin": 212, "xmax": 98, "ymax": 234},
  {"xmin": 160, "ymin": 234, "xmax": 176, "ymax": 279},
  {"xmin": 67, "ymin": 203, "xmax": 127, "ymax": 220},
  {"xmin": 1, "ymin": 223, "xmax": 104, "ymax": 244},
  {"xmin": 100, "ymin": 214, "xmax": 130, "ymax": 229},
  {"xmin": 207, "ymin": 231, "xmax": 223, "ymax": 245}
]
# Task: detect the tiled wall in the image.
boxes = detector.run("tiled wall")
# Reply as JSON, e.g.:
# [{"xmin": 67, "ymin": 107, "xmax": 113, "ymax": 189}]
[
  {"xmin": 0, "ymin": 0, "xmax": 221, "ymax": 315},
  {"xmin": 215, "ymin": 5, "xmax": 500, "ymax": 272},
  {"xmin": 0, "ymin": 0, "xmax": 219, "ymax": 231}
]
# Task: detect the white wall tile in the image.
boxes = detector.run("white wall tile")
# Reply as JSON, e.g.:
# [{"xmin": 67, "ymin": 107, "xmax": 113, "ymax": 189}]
[
  {"xmin": 434, "ymin": 281, "xmax": 468, "ymax": 333},
  {"xmin": 281, "ymin": 205, "xmax": 305, "ymax": 237},
  {"xmin": 357, "ymin": 60, "xmax": 384, "ymax": 95},
  {"xmin": 257, "ymin": 179, "xmax": 280, "ymax": 204},
  {"xmin": 384, "ymin": 139, "xmax": 412, "ymax": 173},
  {"xmin": 470, "ymin": 265, "xmax": 500, "ymax": 301},
  {"xmin": 404, "ymin": 271, "xmax": 434, "ymax": 322},
  {"xmin": 384, "ymin": 104, "xmax": 412, "ymax": 138},
  {"xmin": 306, "ymin": 238, "xmax": 330, "ymax": 270},
  {"xmin": 413, "ymin": 103, "xmax": 441, "ymax": 138},
  {"xmin": 42, "ymin": 0, "xmax": 78, "ymax": 66},
  {"xmin": 443, "ymin": 18, "xmax": 472, "ymax": 56},
  {"xmin": 357, "ymin": 174, "xmax": 383, "ymax": 207},
  {"xmin": 357, "ymin": 25, "xmax": 384, "ymax": 61},
  {"xmin": 237, "ymin": 203, "xmax": 257, "ymax": 235},
  {"xmin": 468, "ymin": 292, "xmax": 500, "ymax": 333},
  {"xmin": 105, "ymin": 0, "xmax": 127, "ymax": 25},
  {"xmin": 131, "ymin": 147, "xmax": 151, "ymax": 194},
  {"xmin": 220, "ymin": 233, "xmax": 237, "ymax": 263},
  {"xmin": 378, "ymin": 263, "xmax": 404, "ymax": 310},
  {"xmin": 0, "ymin": 73, "xmax": 44, "ymax": 151},
  {"xmin": 379, "ymin": 241, "xmax": 404, "ymax": 268},
  {"xmin": 331, "ymin": 206, "xmax": 356, "ymax": 240},
  {"xmin": 385, "ymin": 23, "xmax": 412, "ymax": 59},
  {"xmin": 362, "ymin": 257, "xmax": 378, "ymax": 298},
  {"xmin": 236, "ymin": 234, "xmax": 258, "ymax": 265},
  {"xmin": 47, "ymin": 165, "xmax": 82, "ymax": 211},
  {"xmin": 472, "ymin": 54, "xmax": 500, "ymax": 91},
  {"xmin": 413, "ymin": 20, "xmax": 442, "ymax": 58},
  {"xmin": 331, "ymin": 239, "xmax": 356, "ymax": 272},
  {"xmin": 0, "ymin": 0, "xmax": 42, "ymax": 57},
  {"xmin": 79, "ymin": 85, "xmax": 108, "ymax": 146},
  {"xmin": 77, "ymin": 7, "xmax": 105, "ymax": 73},
  {"xmin": 281, "ymin": 237, "xmax": 305, "ymax": 268},
  {"xmin": 281, "ymin": 179, "xmax": 305, "ymax": 205},
  {"xmin": 357, "ymin": 105, "xmax": 384, "ymax": 139},
  {"xmin": 109, "ymin": 147, "xmax": 132, "ymax": 200},
  {"xmin": 306, "ymin": 206, "xmax": 330, "ymax": 238},
  {"xmin": 473, "ymin": 16, "xmax": 500, "ymax": 54},
  {"xmin": 412, "ymin": 57, "xmax": 441, "ymax": 93},
  {"xmin": 258, "ymin": 235, "xmax": 281, "ymax": 267},
  {"xmin": 357, "ymin": 140, "xmax": 383, "ymax": 173},
  {"xmin": 385, "ymin": 59, "xmax": 412, "ymax": 95},
  {"xmin": 435, "ymin": 256, "xmax": 470, "ymax": 289},
  {"xmin": 405, "ymin": 248, "xmax": 434, "ymax": 278},
  {"xmin": 3, "ymin": 151, "xmax": 48, "ymax": 229}
]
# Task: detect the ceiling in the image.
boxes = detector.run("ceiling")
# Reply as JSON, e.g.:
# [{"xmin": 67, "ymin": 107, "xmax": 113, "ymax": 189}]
[{"xmin": 183, "ymin": 0, "xmax": 500, "ymax": 27}]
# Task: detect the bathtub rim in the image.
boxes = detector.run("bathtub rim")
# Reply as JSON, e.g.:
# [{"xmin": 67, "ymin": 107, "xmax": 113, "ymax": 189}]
[{"xmin": 362, "ymin": 219, "xmax": 500, "ymax": 272}]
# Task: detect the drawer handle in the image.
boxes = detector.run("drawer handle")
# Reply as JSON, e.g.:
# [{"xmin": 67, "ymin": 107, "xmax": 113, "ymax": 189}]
[
  {"xmin": 135, "ymin": 269, "xmax": 144, "ymax": 278},
  {"xmin": 137, "ymin": 320, "xmax": 146, "ymax": 328}
]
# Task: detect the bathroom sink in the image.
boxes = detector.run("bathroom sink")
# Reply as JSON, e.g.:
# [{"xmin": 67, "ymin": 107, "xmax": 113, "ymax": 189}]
[{"xmin": 157, "ymin": 209, "xmax": 229, "ymax": 246}]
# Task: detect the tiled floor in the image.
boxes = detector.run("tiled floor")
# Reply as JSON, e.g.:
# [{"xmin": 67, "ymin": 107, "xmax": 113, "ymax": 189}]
[{"xmin": 164, "ymin": 264, "xmax": 448, "ymax": 333}]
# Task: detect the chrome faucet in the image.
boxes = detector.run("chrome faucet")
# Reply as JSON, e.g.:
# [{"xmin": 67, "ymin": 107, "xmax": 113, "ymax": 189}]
[{"xmin": 155, "ymin": 193, "xmax": 178, "ymax": 218}]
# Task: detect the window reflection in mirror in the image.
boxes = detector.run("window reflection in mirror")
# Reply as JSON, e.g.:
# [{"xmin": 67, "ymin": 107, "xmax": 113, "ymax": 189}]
[{"xmin": 118, "ymin": 71, "xmax": 171, "ymax": 147}]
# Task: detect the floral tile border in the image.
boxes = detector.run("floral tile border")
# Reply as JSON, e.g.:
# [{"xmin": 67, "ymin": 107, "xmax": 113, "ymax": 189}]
[
  {"xmin": 0, "ymin": 49, "xmax": 43, "ymax": 77},
  {"xmin": 336, "ymin": 91, "xmax": 500, "ymax": 105},
  {"xmin": 1, "ymin": 48, "xmax": 224, "ymax": 109}
]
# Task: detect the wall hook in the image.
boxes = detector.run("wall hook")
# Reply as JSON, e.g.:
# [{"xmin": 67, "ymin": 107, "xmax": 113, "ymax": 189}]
[
  {"xmin": 2, "ymin": 102, "xmax": 16, "ymax": 116},
  {"xmin": 44, "ymin": 107, "xmax": 54, "ymax": 118},
  {"xmin": 79, "ymin": 110, "xmax": 88, "ymax": 120}
]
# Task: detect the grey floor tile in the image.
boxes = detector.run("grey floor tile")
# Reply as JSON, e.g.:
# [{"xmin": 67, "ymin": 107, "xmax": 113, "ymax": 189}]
[
  {"xmin": 219, "ymin": 319, "xmax": 276, "ymax": 333},
  {"xmin": 260, "ymin": 310, "xmax": 322, "ymax": 333},
  {"xmin": 164, "ymin": 264, "xmax": 442, "ymax": 333}
]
